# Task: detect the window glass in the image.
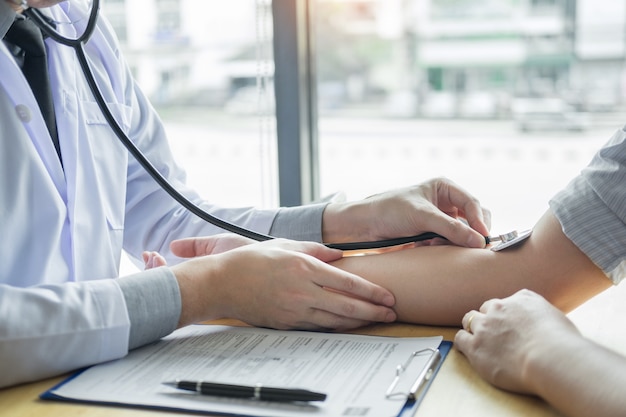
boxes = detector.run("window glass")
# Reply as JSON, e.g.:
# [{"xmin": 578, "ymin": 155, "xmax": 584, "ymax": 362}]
[
  {"xmin": 102, "ymin": 0, "xmax": 277, "ymax": 210},
  {"xmin": 314, "ymin": 0, "xmax": 624, "ymax": 233}
]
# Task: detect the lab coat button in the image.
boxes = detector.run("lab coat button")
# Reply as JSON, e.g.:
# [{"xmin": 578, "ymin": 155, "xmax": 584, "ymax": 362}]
[{"xmin": 15, "ymin": 104, "xmax": 32, "ymax": 123}]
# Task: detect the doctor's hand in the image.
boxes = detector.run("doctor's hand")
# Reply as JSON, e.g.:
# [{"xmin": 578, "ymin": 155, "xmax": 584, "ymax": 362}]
[
  {"xmin": 322, "ymin": 177, "xmax": 491, "ymax": 249},
  {"xmin": 454, "ymin": 289, "xmax": 580, "ymax": 394},
  {"xmin": 169, "ymin": 238, "xmax": 397, "ymax": 331}
]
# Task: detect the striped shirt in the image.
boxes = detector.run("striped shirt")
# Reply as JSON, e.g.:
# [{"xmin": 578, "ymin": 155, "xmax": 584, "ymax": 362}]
[{"xmin": 550, "ymin": 126, "xmax": 626, "ymax": 284}]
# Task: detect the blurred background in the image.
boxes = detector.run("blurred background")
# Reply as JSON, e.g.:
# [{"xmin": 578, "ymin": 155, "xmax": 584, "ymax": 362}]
[
  {"xmin": 104, "ymin": 0, "xmax": 626, "ymax": 342},
  {"xmin": 102, "ymin": 0, "xmax": 625, "ymax": 231}
]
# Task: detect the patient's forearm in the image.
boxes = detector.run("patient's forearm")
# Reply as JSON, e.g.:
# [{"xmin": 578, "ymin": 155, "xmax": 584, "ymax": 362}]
[{"xmin": 331, "ymin": 210, "xmax": 611, "ymax": 326}]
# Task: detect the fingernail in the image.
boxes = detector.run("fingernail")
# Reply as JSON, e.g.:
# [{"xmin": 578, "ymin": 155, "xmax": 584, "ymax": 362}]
[{"xmin": 385, "ymin": 310, "xmax": 397, "ymax": 322}]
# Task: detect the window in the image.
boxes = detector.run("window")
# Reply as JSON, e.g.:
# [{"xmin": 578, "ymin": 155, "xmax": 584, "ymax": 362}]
[
  {"xmin": 102, "ymin": 0, "xmax": 277, "ymax": 210},
  {"xmin": 313, "ymin": 0, "xmax": 624, "ymax": 233}
]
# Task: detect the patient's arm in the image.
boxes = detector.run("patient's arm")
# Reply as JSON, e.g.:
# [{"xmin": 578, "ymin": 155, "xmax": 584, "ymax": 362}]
[{"xmin": 330, "ymin": 209, "xmax": 611, "ymax": 326}]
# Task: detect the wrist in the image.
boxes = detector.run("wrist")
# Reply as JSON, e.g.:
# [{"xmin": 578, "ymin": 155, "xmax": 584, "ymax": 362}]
[
  {"xmin": 171, "ymin": 257, "xmax": 227, "ymax": 327},
  {"xmin": 322, "ymin": 201, "xmax": 373, "ymax": 243},
  {"xmin": 521, "ymin": 329, "xmax": 585, "ymax": 395},
  {"xmin": 520, "ymin": 338, "xmax": 547, "ymax": 394}
]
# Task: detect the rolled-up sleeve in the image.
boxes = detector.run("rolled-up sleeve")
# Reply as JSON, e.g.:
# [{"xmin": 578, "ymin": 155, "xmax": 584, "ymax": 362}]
[{"xmin": 550, "ymin": 127, "xmax": 626, "ymax": 284}]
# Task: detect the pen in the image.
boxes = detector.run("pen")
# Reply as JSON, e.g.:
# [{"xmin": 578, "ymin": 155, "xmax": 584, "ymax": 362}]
[{"xmin": 162, "ymin": 380, "xmax": 327, "ymax": 402}]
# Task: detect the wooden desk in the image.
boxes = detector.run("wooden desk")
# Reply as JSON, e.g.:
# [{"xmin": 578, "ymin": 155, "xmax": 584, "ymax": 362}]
[{"xmin": 0, "ymin": 322, "xmax": 563, "ymax": 417}]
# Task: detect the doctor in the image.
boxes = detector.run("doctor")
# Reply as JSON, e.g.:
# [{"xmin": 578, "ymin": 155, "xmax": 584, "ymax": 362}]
[{"xmin": 0, "ymin": 0, "xmax": 491, "ymax": 388}]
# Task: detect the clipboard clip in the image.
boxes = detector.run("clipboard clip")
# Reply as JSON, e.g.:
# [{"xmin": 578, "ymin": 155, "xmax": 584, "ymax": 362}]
[{"xmin": 385, "ymin": 348, "xmax": 442, "ymax": 401}]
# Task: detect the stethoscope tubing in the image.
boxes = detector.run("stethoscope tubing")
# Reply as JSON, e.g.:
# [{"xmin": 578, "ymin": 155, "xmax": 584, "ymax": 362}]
[{"xmin": 23, "ymin": 1, "xmax": 443, "ymax": 251}]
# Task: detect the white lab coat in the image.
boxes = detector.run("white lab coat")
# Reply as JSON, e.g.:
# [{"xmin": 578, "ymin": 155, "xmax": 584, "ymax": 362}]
[{"xmin": 0, "ymin": 2, "xmax": 277, "ymax": 387}]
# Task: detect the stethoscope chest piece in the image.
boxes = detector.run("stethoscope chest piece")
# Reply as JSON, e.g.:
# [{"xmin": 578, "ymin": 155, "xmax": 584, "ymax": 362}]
[{"xmin": 489, "ymin": 229, "xmax": 532, "ymax": 252}]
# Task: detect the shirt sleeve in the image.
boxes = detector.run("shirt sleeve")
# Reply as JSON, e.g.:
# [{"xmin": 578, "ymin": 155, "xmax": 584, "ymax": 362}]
[
  {"xmin": 116, "ymin": 267, "xmax": 181, "ymax": 350},
  {"xmin": 549, "ymin": 126, "xmax": 626, "ymax": 284},
  {"xmin": 0, "ymin": 279, "xmax": 130, "ymax": 388},
  {"xmin": 269, "ymin": 203, "xmax": 328, "ymax": 242}
]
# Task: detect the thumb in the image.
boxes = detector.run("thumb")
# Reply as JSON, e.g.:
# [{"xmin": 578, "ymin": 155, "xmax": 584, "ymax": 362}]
[
  {"xmin": 289, "ymin": 241, "xmax": 344, "ymax": 263},
  {"xmin": 170, "ymin": 233, "xmax": 256, "ymax": 258},
  {"xmin": 428, "ymin": 212, "xmax": 487, "ymax": 248}
]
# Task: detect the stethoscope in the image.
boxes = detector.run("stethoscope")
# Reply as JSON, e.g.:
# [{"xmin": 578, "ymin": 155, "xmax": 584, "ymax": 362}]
[{"xmin": 20, "ymin": 0, "xmax": 531, "ymax": 252}]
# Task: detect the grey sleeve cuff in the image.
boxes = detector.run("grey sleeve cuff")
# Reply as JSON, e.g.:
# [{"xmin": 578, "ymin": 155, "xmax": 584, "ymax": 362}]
[
  {"xmin": 269, "ymin": 203, "xmax": 327, "ymax": 242},
  {"xmin": 117, "ymin": 267, "xmax": 181, "ymax": 350}
]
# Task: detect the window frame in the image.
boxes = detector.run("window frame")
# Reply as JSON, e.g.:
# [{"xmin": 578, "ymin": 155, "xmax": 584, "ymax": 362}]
[{"xmin": 272, "ymin": 0, "xmax": 320, "ymax": 206}]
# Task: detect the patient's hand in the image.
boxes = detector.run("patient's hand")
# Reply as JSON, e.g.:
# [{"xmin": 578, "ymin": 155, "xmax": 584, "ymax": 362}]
[{"xmin": 142, "ymin": 251, "xmax": 167, "ymax": 269}]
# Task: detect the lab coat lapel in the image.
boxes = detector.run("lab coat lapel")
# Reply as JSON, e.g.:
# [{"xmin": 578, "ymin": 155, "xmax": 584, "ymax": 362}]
[
  {"xmin": 44, "ymin": 7, "xmax": 79, "ymax": 226},
  {"xmin": 47, "ymin": 3, "xmax": 128, "ymax": 280},
  {"xmin": 0, "ymin": 46, "xmax": 66, "ymax": 198}
]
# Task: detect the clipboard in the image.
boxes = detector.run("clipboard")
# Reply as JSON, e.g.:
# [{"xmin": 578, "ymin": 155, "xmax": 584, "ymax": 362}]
[{"xmin": 40, "ymin": 325, "xmax": 452, "ymax": 417}]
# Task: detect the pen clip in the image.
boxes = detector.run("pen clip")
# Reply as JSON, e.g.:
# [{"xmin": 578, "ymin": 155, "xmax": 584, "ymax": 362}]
[{"xmin": 385, "ymin": 348, "xmax": 442, "ymax": 401}]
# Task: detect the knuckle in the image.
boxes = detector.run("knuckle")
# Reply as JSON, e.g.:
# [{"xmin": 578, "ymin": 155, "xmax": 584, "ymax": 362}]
[
  {"xmin": 283, "ymin": 254, "xmax": 310, "ymax": 276},
  {"xmin": 466, "ymin": 195, "xmax": 481, "ymax": 206},
  {"xmin": 278, "ymin": 309, "xmax": 304, "ymax": 329},
  {"xmin": 322, "ymin": 315, "xmax": 343, "ymax": 330},
  {"xmin": 341, "ymin": 274, "xmax": 358, "ymax": 292},
  {"xmin": 446, "ymin": 217, "xmax": 463, "ymax": 234},
  {"xmin": 340, "ymin": 301, "xmax": 357, "ymax": 317}
]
